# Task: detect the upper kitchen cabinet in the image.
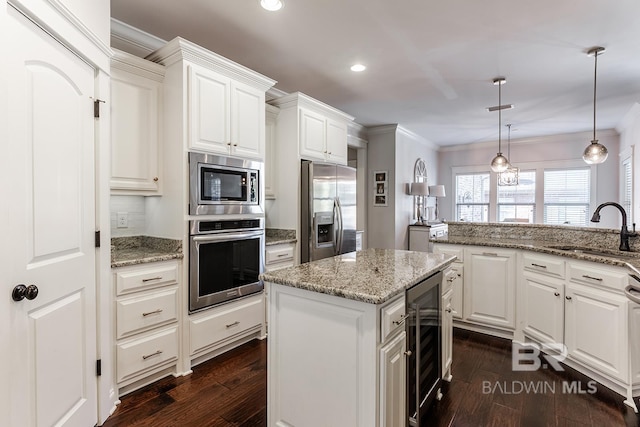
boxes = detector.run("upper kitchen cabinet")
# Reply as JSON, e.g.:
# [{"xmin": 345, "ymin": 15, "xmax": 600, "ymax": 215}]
[
  {"xmin": 269, "ymin": 92, "xmax": 353, "ymax": 165},
  {"xmin": 111, "ymin": 49, "xmax": 164, "ymax": 195},
  {"xmin": 147, "ymin": 37, "xmax": 276, "ymax": 161},
  {"xmin": 265, "ymin": 104, "xmax": 280, "ymax": 199}
]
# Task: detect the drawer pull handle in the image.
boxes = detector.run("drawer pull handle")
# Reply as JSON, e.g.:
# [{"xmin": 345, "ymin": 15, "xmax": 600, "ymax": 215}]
[
  {"xmin": 447, "ymin": 277, "xmax": 455, "ymax": 283},
  {"xmin": 277, "ymin": 254, "xmax": 289, "ymax": 258},
  {"xmin": 566, "ymin": 296, "xmax": 572, "ymax": 301},
  {"xmin": 142, "ymin": 350, "xmax": 163, "ymax": 360},
  {"xmin": 482, "ymin": 252, "xmax": 498, "ymax": 257},
  {"xmin": 226, "ymin": 321, "xmax": 240, "ymax": 328},
  {"xmin": 582, "ymin": 274, "xmax": 603, "ymax": 282},
  {"xmin": 554, "ymin": 292, "xmax": 560, "ymax": 297},
  {"xmin": 142, "ymin": 309, "xmax": 163, "ymax": 317},
  {"xmin": 532, "ymin": 263, "xmax": 547, "ymax": 269},
  {"xmin": 392, "ymin": 315, "xmax": 406, "ymax": 326},
  {"xmin": 142, "ymin": 276, "xmax": 162, "ymax": 282}
]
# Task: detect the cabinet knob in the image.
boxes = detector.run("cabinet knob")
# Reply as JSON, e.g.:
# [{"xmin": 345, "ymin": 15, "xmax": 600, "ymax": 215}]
[
  {"xmin": 446, "ymin": 308, "xmax": 452, "ymax": 313},
  {"xmin": 227, "ymin": 142, "xmax": 232, "ymax": 146},
  {"xmin": 404, "ymin": 350, "xmax": 412, "ymax": 357},
  {"xmin": 153, "ymin": 177, "xmax": 158, "ymax": 182},
  {"xmin": 233, "ymin": 143, "xmax": 238, "ymax": 147},
  {"xmin": 554, "ymin": 292, "xmax": 560, "ymax": 297},
  {"xmin": 565, "ymin": 295, "xmax": 572, "ymax": 301}
]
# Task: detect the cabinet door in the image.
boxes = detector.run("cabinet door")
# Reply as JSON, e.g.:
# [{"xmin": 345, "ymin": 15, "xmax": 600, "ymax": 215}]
[
  {"xmin": 442, "ymin": 289, "xmax": 453, "ymax": 382},
  {"xmin": 265, "ymin": 106, "xmax": 278, "ymax": 199},
  {"xmin": 564, "ymin": 283, "xmax": 628, "ymax": 381},
  {"xmin": 449, "ymin": 263, "xmax": 463, "ymax": 320},
  {"xmin": 520, "ymin": 271, "xmax": 564, "ymax": 344},
  {"xmin": 230, "ymin": 81, "xmax": 265, "ymax": 159},
  {"xmin": 188, "ymin": 65, "xmax": 231, "ymax": 154},
  {"xmin": 326, "ymin": 118, "xmax": 348, "ymax": 165},
  {"xmin": 379, "ymin": 331, "xmax": 406, "ymax": 427},
  {"xmin": 110, "ymin": 67, "xmax": 161, "ymax": 193},
  {"xmin": 299, "ymin": 108, "xmax": 326, "ymax": 161},
  {"xmin": 465, "ymin": 248, "xmax": 516, "ymax": 329}
]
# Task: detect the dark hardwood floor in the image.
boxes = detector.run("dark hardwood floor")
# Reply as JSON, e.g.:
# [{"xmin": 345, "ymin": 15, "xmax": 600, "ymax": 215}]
[{"xmin": 102, "ymin": 330, "xmax": 639, "ymax": 427}]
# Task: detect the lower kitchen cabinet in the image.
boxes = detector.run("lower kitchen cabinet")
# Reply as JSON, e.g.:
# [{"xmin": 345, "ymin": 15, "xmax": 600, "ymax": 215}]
[
  {"xmin": 442, "ymin": 287, "xmax": 453, "ymax": 382},
  {"xmin": 113, "ymin": 260, "xmax": 181, "ymax": 394},
  {"xmin": 189, "ymin": 293, "xmax": 264, "ymax": 364},
  {"xmin": 265, "ymin": 242, "xmax": 296, "ymax": 272},
  {"xmin": 520, "ymin": 269, "xmax": 565, "ymax": 344},
  {"xmin": 465, "ymin": 247, "xmax": 516, "ymax": 330},
  {"xmin": 379, "ymin": 330, "xmax": 406, "ymax": 427}
]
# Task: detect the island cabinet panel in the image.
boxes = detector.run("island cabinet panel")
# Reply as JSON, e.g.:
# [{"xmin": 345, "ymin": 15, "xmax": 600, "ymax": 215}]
[
  {"xmin": 519, "ymin": 269, "xmax": 565, "ymax": 345},
  {"xmin": 464, "ymin": 247, "xmax": 517, "ymax": 329},
  {"xmin": 268, "ymin": 284, "xmax": 377, "ymax": 427},
  {"xmin": 379, "ymin": 331, "xmax": 406, "ymax": 427}
]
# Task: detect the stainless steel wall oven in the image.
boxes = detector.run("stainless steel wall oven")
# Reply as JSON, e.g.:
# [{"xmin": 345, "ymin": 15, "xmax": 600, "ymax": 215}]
[
  {"xmin": 406, "ymin": 271, "xmax": 442, "ymax": 426},
  {"xmin": 189, "ymin": 219, "xmax": 264, "ymax": 312}
]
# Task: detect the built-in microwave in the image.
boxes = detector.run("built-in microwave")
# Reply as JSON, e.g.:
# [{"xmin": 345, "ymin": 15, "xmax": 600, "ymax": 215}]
[{"xmin": 189, "ymin": 152, "xmax": 263, "ymax": 215}]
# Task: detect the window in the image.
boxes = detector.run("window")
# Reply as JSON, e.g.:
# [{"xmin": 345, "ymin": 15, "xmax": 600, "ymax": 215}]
[
  {"xmin": 497, "ymin": 170, "xmax": 536, "ymax": 223},
  {"xmin": 455, "ymin": 173, "xmax": 490, "ymax": 222},
  {"xmin": 543, "ymin": 168, "xmax": 591, "ymax": 226},
  {"xmin": 621, "ymin": 156, "xmax": 632, "ymax": 219}
]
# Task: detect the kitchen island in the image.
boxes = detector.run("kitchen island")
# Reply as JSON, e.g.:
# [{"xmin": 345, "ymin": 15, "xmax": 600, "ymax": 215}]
[{"xmin": 260, "ymin": 248, "xmax": 456, "ymax": 427}]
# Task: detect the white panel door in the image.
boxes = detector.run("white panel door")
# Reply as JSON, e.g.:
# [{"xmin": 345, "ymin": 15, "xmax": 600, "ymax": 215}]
[
  {"xmin": 326, "ymin": 118, "xmax": 348, "ymax": 165},
  {"xmin": 299, "ymin": 108, "xmax": 326, "ymax": 161},
  {"xmin": 188, "ymin": 64, "xmax": 230, "ymax": 154},
  {"xmin": 465, "ymin": 248, "xmax": 516, "ymax": 329},
  {"xmin": 3, "ymin": 9, "xmax": 97, "ymax": 427},
  {"xmin": 230, "ymin": 81, "xmax": 264, "ymax": 159},
  {"xmin": 379, "ymin": 331, "xmax": 406, "ymax": 427},
  {"xmin": 521, "ymin": 271, "xmax": 564, "ymax": 344}
]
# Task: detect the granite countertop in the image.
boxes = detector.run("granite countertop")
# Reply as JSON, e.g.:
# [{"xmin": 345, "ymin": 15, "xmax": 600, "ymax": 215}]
[
  {"xmin": 431, "ymin": 235, "xmax": 640, "ymax": 275},
  {"xmin": 265, "ymin": 228, "xmax": 297, "ymax": 246},
  {"xmin": 260, "ymin": 248, "xmax": 456, "ymax": 304},
  {"xmin": 111, "ymin": 236, "xmax": 183, "ymax": 268}
]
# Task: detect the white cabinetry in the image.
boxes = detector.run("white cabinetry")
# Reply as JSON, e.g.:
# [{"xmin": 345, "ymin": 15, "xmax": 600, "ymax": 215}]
[
  {"xmin": 269, "ymin": 92, "xmax": 353, "ymax": 166},
  {"xmin": 110, "ymin": 49, "xmax": 164, "ymax": 194},
  {"xmin": 189, "ymin": 294, "xmax": 264, "ymax": 364},
  {"xmin": 409, "ymin": 224, "xmax": 448, "ymax": 252},
  {"xmin": 433, "ymin": 244, "xmax": 463, "ymax": 320},
  {"xmin": 113, "ymin": 260, "xmax": 181, "ymax": 394},
  {"xmin": 465, "ymin": 247, "xmax": 516, "ymax": 330},
  {"xmin": 442, "ymin": 267, "xmax": 456, "ymax": 381},
  {"xmin": 379, "ymin": 330, "xmax": 406, "ymax": 427},
  {"xmin": 265, "ymin": 242, "xmax": 296, "ymax": 272},
  {"xmin": 188, "ymin": 64, "xmax": 265, "ymax": 159},
  {"xmin": 264, "ymin": 104, "xmax": 280, "ymax": 199}
]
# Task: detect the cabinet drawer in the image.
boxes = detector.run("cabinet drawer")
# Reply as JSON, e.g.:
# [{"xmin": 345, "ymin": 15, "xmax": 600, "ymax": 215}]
[
  {"xmin": 380, "ymin": 296, "xmax": 406, "ymax": 343},
  {"xmin": 190, "ymin": 295, "xmax": 264, "ymax": 355},
  {"xmin": 116, "ymin": 326, "xmax": 178, "ymax": 383},
  {"xmin": 523, "ymin": 252, "xmax": 565, "ymax": 279},
  {"xmin": 115, "ymin": 262, "xmax": 179, "ymax": 295},
  {"xmin": 433, "ymin": 245, "xmax": 463, "ymax": 262},
  {"xmin": 568, "ymin": 262, "xmax": 628, "ymax": 291},
  {"xmin": 265, "ymin": 244, "xmax": 295, "ymax": 264},
  {"xmin": 443, "ymin": 267, "xmax": 457, "ymax": 293},
  {"xmin": 116, "ymin": 287, "xmax": 178, "ymax": 339}
]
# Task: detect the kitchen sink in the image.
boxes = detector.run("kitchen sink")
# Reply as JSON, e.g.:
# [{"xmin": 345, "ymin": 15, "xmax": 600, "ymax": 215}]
[{"xmin": 542, "ymin": 244, "xmax": 640, "ymax": 259}]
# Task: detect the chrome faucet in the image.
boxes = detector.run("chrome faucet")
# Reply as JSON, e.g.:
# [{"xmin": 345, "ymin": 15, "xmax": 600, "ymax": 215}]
[{"xmin": 590, "ymin": 202, "xmax": 637, "ymax": 251}]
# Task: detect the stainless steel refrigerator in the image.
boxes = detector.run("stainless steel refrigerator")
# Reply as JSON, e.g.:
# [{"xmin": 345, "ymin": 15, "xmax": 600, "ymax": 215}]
[{"xmin": 301, "ymin": 160, "xmax": 357, "ymax": 263}]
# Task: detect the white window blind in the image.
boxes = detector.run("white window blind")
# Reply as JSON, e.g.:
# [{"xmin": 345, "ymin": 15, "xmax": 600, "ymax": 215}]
[
  {"xmin": 497, "ymin": 170, "xmax": 536, "ymax": 223},
  {"xmin": 622, "ymin": 157, "xmax": 632, "ymax": 219},
  {"xmin": 455, "ymin": 173, "xmax": 490, "ymax": 222},
  {"xmin": 543, "ymin": 168, "xmax": 590, "ymax": 226}
]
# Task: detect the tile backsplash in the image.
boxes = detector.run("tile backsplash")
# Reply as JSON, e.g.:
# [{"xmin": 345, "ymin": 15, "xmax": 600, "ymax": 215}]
[{"xmin": 110, "ymin": 195, "xmax": 146, "ymax": 237}]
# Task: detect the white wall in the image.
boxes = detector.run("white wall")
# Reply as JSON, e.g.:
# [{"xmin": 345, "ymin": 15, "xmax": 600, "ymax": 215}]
[
  {"xmin": 437, "ymin": 129, "xmax": 620, "ymax": 228},
  {"xmin": 110, "ymin": 195, "xmax": 147, "ymax": 237},
  {"xmin": 367, "ymin": 125, "xmax": 439, "ymax": 249}
]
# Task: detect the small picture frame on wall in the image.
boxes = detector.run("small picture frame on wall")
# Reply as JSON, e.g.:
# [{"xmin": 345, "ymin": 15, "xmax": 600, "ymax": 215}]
[{"xmin": 373, "ymin": 170, "xmax": 388, "ymax": 206}]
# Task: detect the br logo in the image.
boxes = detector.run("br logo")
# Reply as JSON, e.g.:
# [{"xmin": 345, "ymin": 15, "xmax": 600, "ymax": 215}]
[{"xmin": 512, "ymin": 342, "xmax": 567, "ymax": 371}]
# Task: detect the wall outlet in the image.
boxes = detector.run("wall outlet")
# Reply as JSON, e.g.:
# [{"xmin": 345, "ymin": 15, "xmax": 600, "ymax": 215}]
[{"xmin": 117, "ymin": 212, "xmax": 128, "ymax": 228}]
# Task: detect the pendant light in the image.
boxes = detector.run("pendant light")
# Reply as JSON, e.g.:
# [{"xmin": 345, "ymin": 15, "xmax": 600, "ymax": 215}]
[
  {"xmin": 582, "ymin": 46, "xmax": 608, "ymax": 164},
  {"xmin": 490, "ymin": 77, "xmax": 509, "ymax": 173},
  {"xmin": 498, "ymin": 124, "xmax": 519, "ymax": 186}
]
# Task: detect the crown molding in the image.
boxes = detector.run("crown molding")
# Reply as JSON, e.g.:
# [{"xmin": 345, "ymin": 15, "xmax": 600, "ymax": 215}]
[
  {"xmin": 110, "ymin": 18, "xmax": 166, "ymax": 57},
  {"xmin": 111, "ymin": 48, "xmax": 165, "ymax": 81},
  {"xmin": 268, "ymin": 92, "xmax": 355, "ymax": 122}
]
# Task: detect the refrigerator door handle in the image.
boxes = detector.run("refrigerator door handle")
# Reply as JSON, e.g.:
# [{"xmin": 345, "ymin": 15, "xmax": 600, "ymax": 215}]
[
  {"xmin": 335, "ymin": 197, "xmax": 344, "ymax": 254},
  {"xmin": 332, "ymin": 198, "xmax": 339, "ymax": 255}
]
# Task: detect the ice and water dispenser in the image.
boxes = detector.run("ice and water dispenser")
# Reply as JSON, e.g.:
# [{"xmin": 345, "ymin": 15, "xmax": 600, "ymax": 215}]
[{"xmin": 315, "ymin": 211, "xmax": 334, "ymax": 246}]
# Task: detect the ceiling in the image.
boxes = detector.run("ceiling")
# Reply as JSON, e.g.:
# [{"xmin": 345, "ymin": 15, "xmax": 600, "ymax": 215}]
[{"xmin": 110, "ymin": 0, "xmax": 640, "ymax": 147}]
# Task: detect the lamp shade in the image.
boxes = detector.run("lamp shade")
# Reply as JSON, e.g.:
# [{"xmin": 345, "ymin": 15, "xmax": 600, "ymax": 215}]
[
  {"xmin": 428, "ymin": 185, "xmax": 446, "ymax": 198},
  {"xmin": 410, "ymin": 182, "xmax": 429, "ymax": 196}
]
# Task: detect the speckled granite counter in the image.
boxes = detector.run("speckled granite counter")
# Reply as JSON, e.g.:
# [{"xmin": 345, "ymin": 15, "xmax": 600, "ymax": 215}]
[
  {"xmin": 111, "ymin": 236, "xmax": 183, "ymax": 268},
  {"xmin": 431, "ymin": 222, "xmax": 640, "ymax": 275},
  {"xmin": 260, "ymin": 248, "xmax": 456, "ymax": 304},
  {"xmin": 265, "ymin": 228, "xmax": 297, "ymax": 246}
]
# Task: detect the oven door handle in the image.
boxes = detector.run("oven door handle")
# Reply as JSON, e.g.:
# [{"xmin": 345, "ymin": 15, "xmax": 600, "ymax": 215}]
[{"xmin": 192, "ymin": 231, "xmax": 264, "ymax": 242}]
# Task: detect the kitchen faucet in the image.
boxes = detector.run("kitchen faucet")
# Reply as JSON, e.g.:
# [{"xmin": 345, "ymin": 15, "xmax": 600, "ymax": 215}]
[{"xmin": 590, "ymin": 202, "xmax": 637, "ymax": 251}]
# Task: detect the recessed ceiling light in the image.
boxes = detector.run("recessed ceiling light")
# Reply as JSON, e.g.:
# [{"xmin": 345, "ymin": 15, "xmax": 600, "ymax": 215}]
[
  {"xmin": 260, "ymin": 0, "xmax": 283, "ymax": 11},
  {"xmin": 350, "ymin": 64, "xmax": 366, "ymax": 72}
]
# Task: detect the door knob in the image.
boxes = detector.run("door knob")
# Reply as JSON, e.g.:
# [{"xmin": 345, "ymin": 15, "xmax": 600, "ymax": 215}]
[{"xmin": 12, "ymin": 284, "xmax": 38, "ymax": 301}]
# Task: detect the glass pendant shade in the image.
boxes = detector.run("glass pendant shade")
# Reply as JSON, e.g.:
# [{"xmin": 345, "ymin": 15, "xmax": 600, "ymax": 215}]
[
  {"xmin": 490, "ymin": 153, "xmax": 509, "ymax": 173},
  {"xmin": 582, "ymin": 140, "xmax": 608, "ymax": 164},
  {"xmin": 498, "ymin": 165, "xmax": 519, "ymax": 186}
]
